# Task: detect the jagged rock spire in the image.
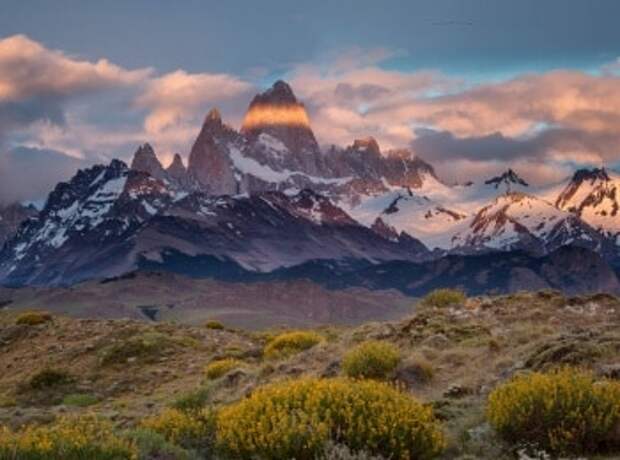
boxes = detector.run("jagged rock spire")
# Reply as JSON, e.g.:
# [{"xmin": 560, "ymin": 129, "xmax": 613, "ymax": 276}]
[
  {"xmin": 166, "ymin": 153, "xmax": 186, "ymax": 177},
  {"xmin": 240, "ymin": 80, "xmax": 322, "ymax": 174},
  {"xmin": 485, "ymin": 169, "xmax": 529, "ymax": 192},
  {"xmin": 130, "ymin": 143, "xmax": 166, "ymax": 180},
  {"xmin": 204, "ymin": 108, "xmax": 222, "ymax": 124},
  {"xmin": 352, "ymin": 137, "xmax": 381, "ymax": 156}
]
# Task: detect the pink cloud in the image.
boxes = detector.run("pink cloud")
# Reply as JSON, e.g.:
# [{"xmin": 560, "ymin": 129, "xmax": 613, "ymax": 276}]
[
  {"xmin": 0, "ymin": 34, "xmax": 150, "ymax": 102},
  {"xmin": 287, "ymin": 52, "xmax": 620, "ymax": 169},
  {"xmin": 136, "ymin": 70, "xmax": 254, "ymax": 135}
]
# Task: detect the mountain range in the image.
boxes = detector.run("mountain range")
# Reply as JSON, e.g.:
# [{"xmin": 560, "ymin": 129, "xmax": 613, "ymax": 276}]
[{"xmin": 1, "ymin": 81, "xmax": 619, "ymax": 294}]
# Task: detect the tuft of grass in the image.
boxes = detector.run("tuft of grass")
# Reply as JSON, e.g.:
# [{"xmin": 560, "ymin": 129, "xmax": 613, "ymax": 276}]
[
  {"xmin": 28, "ymin": 368, "xmax": 74, "ymax": 390},
  {"xmin": 420, "ymin": 289, "xmax": 467, "ymax": 309},
  {"xmin": 263, "ymin": 330, "xmax": 322, "ymax": 360},
  {"xmin": 318, "ymin": 441, "xmax": 387, "ymax": 459},
  {"xmin": 99, "ymin": 332, "xmax": 177, "ymax": 366},
  {"xmin": 397, "ymin": 354, "xmax": 434, "ymax": 384},
  {"xmin": 15, "ymin": 311, "xmax": 52, "ymax": 326},
  {"xmin": 62, "ymin": 393, "xmax": 99, "ymax": 407},
  {"xmin": 0, "ymin": 395, "xmax": 16, "ymax": 408},
  {"xmin": 204, "ymin": 358, "xmax": 243, "ymax": 380},
  {"xmin": 204, "ymin": 320, "xmax": 224, "ymax": 330},
  {"xmin": 171, "ymin": 384, "xmax": 213, "ymax": 413},
  {"xmin": 342, "ymin": 340, "xmax": 400, "ymax": 380},
  {"xmin": 125, "ymin": 429, "xmax": 198, "ymax": 460}
]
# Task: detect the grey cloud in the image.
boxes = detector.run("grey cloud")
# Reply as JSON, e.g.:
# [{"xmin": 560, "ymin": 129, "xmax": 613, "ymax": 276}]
[
  {"xmin": 0, "ymin": 147, "xmax": 87, "ymax": 205},
  {"xmin": 0, "ymin": 35, "xmax": 149, "ymax": 145},
  {"xmin": 412, "ymin": 127, "xmax": 620, "ymax": 165}
]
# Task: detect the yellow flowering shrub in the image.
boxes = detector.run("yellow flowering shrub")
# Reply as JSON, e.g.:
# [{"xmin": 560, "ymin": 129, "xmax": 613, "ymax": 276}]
[
  {"xmin": 0, "ymin": 414, "xmax": 137, "ymax": 459},
  {"xmin": 216, "ymin": 377, "xmax": 445, "ymax": 460},
  {"xmin": 141, "ymin": 407, "xmax": 215, "ymax": 451},
  {"xmin": 419, "ymin": 289, "xmax": 466, "ymax": 309},
  {"xmin": 263, "ymin": 330, "xmax": 322, "ymax": 359},
  {"xmin": 487, "ymin": 368, "xmax": 620, "ymax": 455},
  {"xmin": 15, "ymin": 311, "xmax": 52, "ymax": 326},
  {"xmin": 204, "ymin": 358, "xmax": 243, "ymax": 380},
  {"xmin": 342, "ymin": 340, "xmax": 400, "ymax": 380}
]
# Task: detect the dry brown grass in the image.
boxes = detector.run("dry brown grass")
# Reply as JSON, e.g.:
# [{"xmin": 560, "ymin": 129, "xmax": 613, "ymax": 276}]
[{"xmin": 0, "ymin": 291, "xmax": 618, "ymax": 458}]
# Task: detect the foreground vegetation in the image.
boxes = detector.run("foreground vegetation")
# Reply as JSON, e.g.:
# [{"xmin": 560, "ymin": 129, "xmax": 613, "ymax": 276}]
[{"xmin": 1, "ymin": 289, "xmax": 620, "ymax": 459}]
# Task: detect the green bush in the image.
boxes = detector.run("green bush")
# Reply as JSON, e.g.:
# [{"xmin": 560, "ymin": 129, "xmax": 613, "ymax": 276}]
[
  {"xmin": 126, "ymin": 428, "xmax": 198, "ymax": 460},
  {"xmin": 487, "ymin": 368, "xmax": 620, "ymax": 455},
  {"xmin": 100, "ymin": 332, "xmax": 175, "ymax": 366},
  {"xmin": 204, "ymin": 358, "xmax": 243, "ymax": 380},
  {"xmin": 342, "ymin": 340, "xmax": 400, "ymax": 380},
  {"xmin": 205, "ymin": 320, "xmax": 224, "ymax": 330},
  {"xmin": 171, "ymin": 384, "xmax": 212, "ymax": 414},
  {"xmin": 216, "ymin": 377, "xmax": 445, "ymax": 460},
  {"xmin": 15, "ymin": 311, "xmax": 52, "ymax": 326},
  {"xmin": 317, "ymin": 441, "xmax": 387, "ymax": 459},
  {"xmin": 62, "ymin": 393, "xmax": 99, "ymax": 407},
  {"xmin": 420, "ymin": 289, "xmax": 466, "ymax": 309},
  {"xmin": 397, "ymin": 355, "xmax": 434, "ymax": 384},
  {"xmin": 28, "ymin": 368, "xmax": 73, "ymax": 390},
  {"xmin": 263, "ymin": 331, "xmax": 322, "ymax": 359},
  {"xmin": 0, "ymin": 415, "xmax": 137, "ymax": 459}
]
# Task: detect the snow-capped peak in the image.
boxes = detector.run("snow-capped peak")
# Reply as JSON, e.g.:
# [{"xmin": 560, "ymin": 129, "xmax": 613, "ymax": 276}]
[
  {"xmin": 484, "ymin": 169, "xmax": 529, "ymax": 191},
  {"xmin": 452, "ymin": 192, "xmax": 600, "ymax": 252},
  {"xmin": 555, "ymin": 167, "xmax": 620, "ymax": 243}
]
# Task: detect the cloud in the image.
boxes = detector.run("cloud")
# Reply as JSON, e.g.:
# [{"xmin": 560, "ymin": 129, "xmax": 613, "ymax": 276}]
[
  {"xmin": 433, "ymin": 157, "xmax": 573, "ymax": 188},
  {"xmin": 136, "ymin": 70, "xmax": 254, "ymax": 135},
  {"xmin": 0, "ymin": 35, "xmax": 256, "ymax": 171},
  {"xmin": 2, "ymin": 37, "xmax": 620, "ymax": 199},
  {"xmin": 0, "ymin": 146, "xmax": 86, "ymax": 204},
  {"xmin": 377, "ymin": 70, "xmax": 620, "ymax": 142},
  {"xmin": 288, "ymin": 63, "xmax": 460, "ymax": 148},
  {"xmin": 411, "ymin": 127, "xmax": 620, "ymax": 164},
  {"xmin": 409, "ymin": 129, "xmax": 591, "ymax": 185},
  {"xmin": 0, "ymin": 34, "xmax": 150, "ymax": 142},
  {"xmin": 285, "ymin": 53, "xmax": 620, "ymax": 179}
]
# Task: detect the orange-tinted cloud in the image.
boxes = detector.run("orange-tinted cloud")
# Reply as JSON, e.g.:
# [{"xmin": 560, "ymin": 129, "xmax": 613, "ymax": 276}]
[
  {"xmin": 288, "ymin": 54, "xmax": 620, "ymax": 181},
  {"xmin": 136, "ymin": 70, "xmax": 253, "ymax": 135},
  {"xmin": 0, "ymin": 35, "xmax": 149, "ymax": 102}
]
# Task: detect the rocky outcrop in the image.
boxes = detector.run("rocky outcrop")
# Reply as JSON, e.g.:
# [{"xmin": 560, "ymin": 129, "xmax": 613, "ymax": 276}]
[
  {"xmin": 555, "ymin": 168, "xmax": 620, "ymax": 244},
  {"xmin": 130, "ymin": 143, "xmax": 166, "ymax": 180},
  {"xmin": 484, "ymin": 169, "xmax": 529, "ymax": 191},
  {"xmin": 452, "ymin": 192, "xmax": 604, "ymax": 255},
  {"xmin": 187, "ymin": 109, "xmax": 242, "ymax": 195},
  {"xmin": 241, "ymin": 80, "xmax": 322, "ymax": 172},
  {"xmin": 0, "ymin": 203, "xmax": 37, "ymax": 247}
]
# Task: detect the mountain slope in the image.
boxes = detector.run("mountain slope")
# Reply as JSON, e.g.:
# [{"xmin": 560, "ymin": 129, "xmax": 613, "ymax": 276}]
[
  {"xmin": 315, "ymin": 245, "xmax": 620, "ymax": 296},
  {"xmin": 365, "ymin": 188, "xmax": 467, "ymax": 248},
  {"xmin": 2, "ymin": 80, "xmax": 619, "ymax": 291},
  {"xmin": 452, "ymin": 192, "xmax": 605, "ymax": 254},
  {"xmin": 0, "ymin": 203, "xmax": 37, "ymax": 248},
  {"xmin": 0, "ymin": 161, "xmax": 427, "ymax": 286},
  {"xmin": 128, "ymin": 246, "xmax": 620, "ymax": 296},
  {"xmin": 556, "ymin": 168, "xmax": 620, "ymax": 245}
]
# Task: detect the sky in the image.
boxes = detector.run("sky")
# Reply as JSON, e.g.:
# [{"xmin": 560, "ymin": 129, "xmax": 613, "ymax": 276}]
[{"xmin": 1, "ymin": 0, "xmax": 620, "ymax": 203}]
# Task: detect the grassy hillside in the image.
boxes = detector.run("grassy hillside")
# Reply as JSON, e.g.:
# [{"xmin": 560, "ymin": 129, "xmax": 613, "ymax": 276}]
[
  {"xmin": 0, "ymin": 272, "xmax": 412, "ymax": 329},
  {"xmin": 1, "ymin": 290, "xmax": 619, "ymax": 459}
]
